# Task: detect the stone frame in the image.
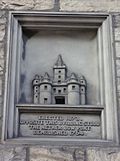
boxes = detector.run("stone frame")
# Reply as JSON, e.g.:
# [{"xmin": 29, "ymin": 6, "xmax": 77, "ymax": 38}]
[{"xmin": 2, "ymin": 11, "xmax": 119, "ymax": 145}]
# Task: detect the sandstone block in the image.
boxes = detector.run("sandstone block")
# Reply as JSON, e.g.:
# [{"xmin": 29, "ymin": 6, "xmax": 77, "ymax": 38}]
[
  {"xmin": 117, "ymin": 77, "xmax": 120, "ymax": 91},
  {"xmin": 113, "ymin": 14, "xmax": 120, "ymax": 27},
  {"xmin": 0, "ymin": 43, "xmax": 4, "ymax": 59},
  {"xmin": 33, "ymin": 0, "xmax": 54, "ymax": 10},
  {"xmin": 0, "ymin": 0, "xmax": 54, "ymax": 10},
  {"xmin": 0, "ymin": 25, "xmax": 5, "ymax": 42},
  {"xmin": 0, "ymin": 146, "xmax": 26, "ymax": 161},
  {"xmin": 0, "ymin": 11, "xmax": 6, "ymax": 25},
  {"xmin": 87, "ymin": 148, "xmax": 120, "ymax": 161},
  {"xmin": 60, "ymin": 0, "xmax": 120, "ymax": 12},
  {"xmin": 114, "ymin": 28, "xmax": 120, "ymax": 41},
  {"xmin": 115, "ymin": 42, "xmax": 120, "ymax": 57},
  {"xmin": 30, "ymin": 147, "xmax": 85, "ymax": 161},
  {"xmin": 0, "ymin": 79, "xmax": 2, "ymax": 96},
  {"xmin": 0, "ymin": 0, "xmax": 34, "ymax": 10},
  {"xmin": 116, "ymin": 59, "xmax": 120, "ymax": 77},
  {"xmin": 30, "ymin": 147, "xmax": 73, "ymax": 161},
  {"xmin": 0, "ymin": 59, "xmax": 4, "ymax": 75}
]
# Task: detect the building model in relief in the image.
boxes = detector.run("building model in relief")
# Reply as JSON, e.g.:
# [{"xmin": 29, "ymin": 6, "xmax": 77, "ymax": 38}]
[{"xmin": 32, "ymin": 55, "xmax": 87, "ymax": 105}]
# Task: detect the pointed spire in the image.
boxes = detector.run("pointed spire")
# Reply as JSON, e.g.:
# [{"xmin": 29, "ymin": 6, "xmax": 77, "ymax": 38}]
[
  {"xmin": 80, "ymin": 76, "xmax": 85, "ymax": 80},
  {"xmin": 70, "ymin": 73, "xmax": 77, "ymax": 80},
  {"xmin": 67, "ymin": 73, "xmax": 79, "ymax": 84},
  {"xmin": 55, "ymin": 54, "xmax": 65, "ymax": 66},
  {"xmin": 44, "ymin": 72, "xmax": 50, "ymax": 80}
]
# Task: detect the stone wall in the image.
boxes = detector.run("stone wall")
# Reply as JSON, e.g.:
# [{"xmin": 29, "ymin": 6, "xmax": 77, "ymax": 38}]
[
  {"xmin": 60, "ymin": 0, "xmax": 120, "ymax": 12},
  {"xmin": 0, "ymin": 10, "xmax": 6, "ymax": 140},
  {"xmin": 1, "ymin": 146, "xmax": 120, "ymax": 161},
  {"xmin": 1, "ymin": 0, "xmax": 120, "ymax": 161}
]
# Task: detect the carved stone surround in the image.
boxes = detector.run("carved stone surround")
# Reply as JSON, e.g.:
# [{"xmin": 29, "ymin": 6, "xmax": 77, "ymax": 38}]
[{"xmin": 2, "ymin": 12, "xmax": 119, "ymax": 145}]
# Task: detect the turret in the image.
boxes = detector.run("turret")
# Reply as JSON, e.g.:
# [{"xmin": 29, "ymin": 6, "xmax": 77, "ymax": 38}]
[
  {"xmin": 32, "ymin": 75, "xmax": 40, "ymax": 104},
  {"xmin": 39, "ymin": 72, "xmax": 52, "ymax": 104},
  {"xmin": 80, "ymin": 76, "xmax": 86, "ymax": 105},
  {"xmin": 67, "ymin": 73, "xmax": 80, "ymax": 105}
]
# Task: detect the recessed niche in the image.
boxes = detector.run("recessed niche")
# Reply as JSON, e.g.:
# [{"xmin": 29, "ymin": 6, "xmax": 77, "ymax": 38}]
[{"xmin": 20, "ymin": 29, "xmax": 99, "ymax": 105}]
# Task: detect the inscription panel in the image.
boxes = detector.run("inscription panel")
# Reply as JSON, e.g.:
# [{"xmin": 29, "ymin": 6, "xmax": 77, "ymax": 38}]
[{"xmin": 19, "ymin": 113, "xmax": 101, "ymax": 139}]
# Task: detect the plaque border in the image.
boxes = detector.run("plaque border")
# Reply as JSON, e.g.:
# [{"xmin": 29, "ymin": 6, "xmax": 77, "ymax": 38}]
[
  {"xmin": 17, "ymin": 105, "xmax": 103, "ymax": 140},
  {"xmin": 2, "ymin": 11, "xmax": 119, "ymax": 146}
]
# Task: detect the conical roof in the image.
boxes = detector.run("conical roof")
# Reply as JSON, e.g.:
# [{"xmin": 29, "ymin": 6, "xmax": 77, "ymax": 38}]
[
  {"xmin": 67, "ymin": 73, "xmax": 79, "ymax": 84},
  {"xmin": 70, "ymin": 73, "xmax": 77, "ymax": 80},
  {"xmin": 54, "ymin": 54, "xmax": 66, "ymax": 67},
  {"xmin": 80, "ymin": 76, "xmax": 85, "ymax": 80},
  {"xmin": 44, "ymin": 72, "xmax": 50, "ymax": 80}
]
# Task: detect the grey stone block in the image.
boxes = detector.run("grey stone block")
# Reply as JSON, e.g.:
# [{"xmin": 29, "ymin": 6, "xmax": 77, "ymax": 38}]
[
  {"xmin": 116, "ymin": 77, "xmax": 120, "ymax": 92},
  {"xmin": 113, "ymin": 15, "xmax": 120, "ymax": 27},
  {"xmin": 0, "ymin": 0, "xmax": 54, "ymax": 10},
  {"xmin": 116, "ymin": 59, "xmax": 120, "ymax": 77},
  {"xmin": 0, "ymin": 25, "xmax": 5, "ymax": 42},
  {"xmin": 60, "ymin": 0, "xmax": 120, "ymax": 12},
  {"xmin": 0, "ymin": 146, "xmax": 27, "ymax": 161},
  {"xmin": 115, "ymin": 42, "xmax": 120, "ymax": 57},
  {"xmin": 30, "ymin": 147, "xmax": 85, "ymax": 161},
  {"xmin": 114, "ymin": 28, "xmax": 120, "ymax": 41},
  {"xmin": 87, "ymin": 148, "xmax": 120, "ymax": 161}
]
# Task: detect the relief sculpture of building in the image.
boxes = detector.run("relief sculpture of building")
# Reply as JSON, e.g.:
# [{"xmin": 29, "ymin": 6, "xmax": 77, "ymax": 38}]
[{"xmin": 32, "ymin": 55, "xmax": 87, "ymax": 105}]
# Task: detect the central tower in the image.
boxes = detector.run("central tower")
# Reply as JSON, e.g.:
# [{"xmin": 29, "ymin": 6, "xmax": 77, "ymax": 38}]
[{"xmin": 53, "ymin": 54, "xmax": 67, "ymax": 83}]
